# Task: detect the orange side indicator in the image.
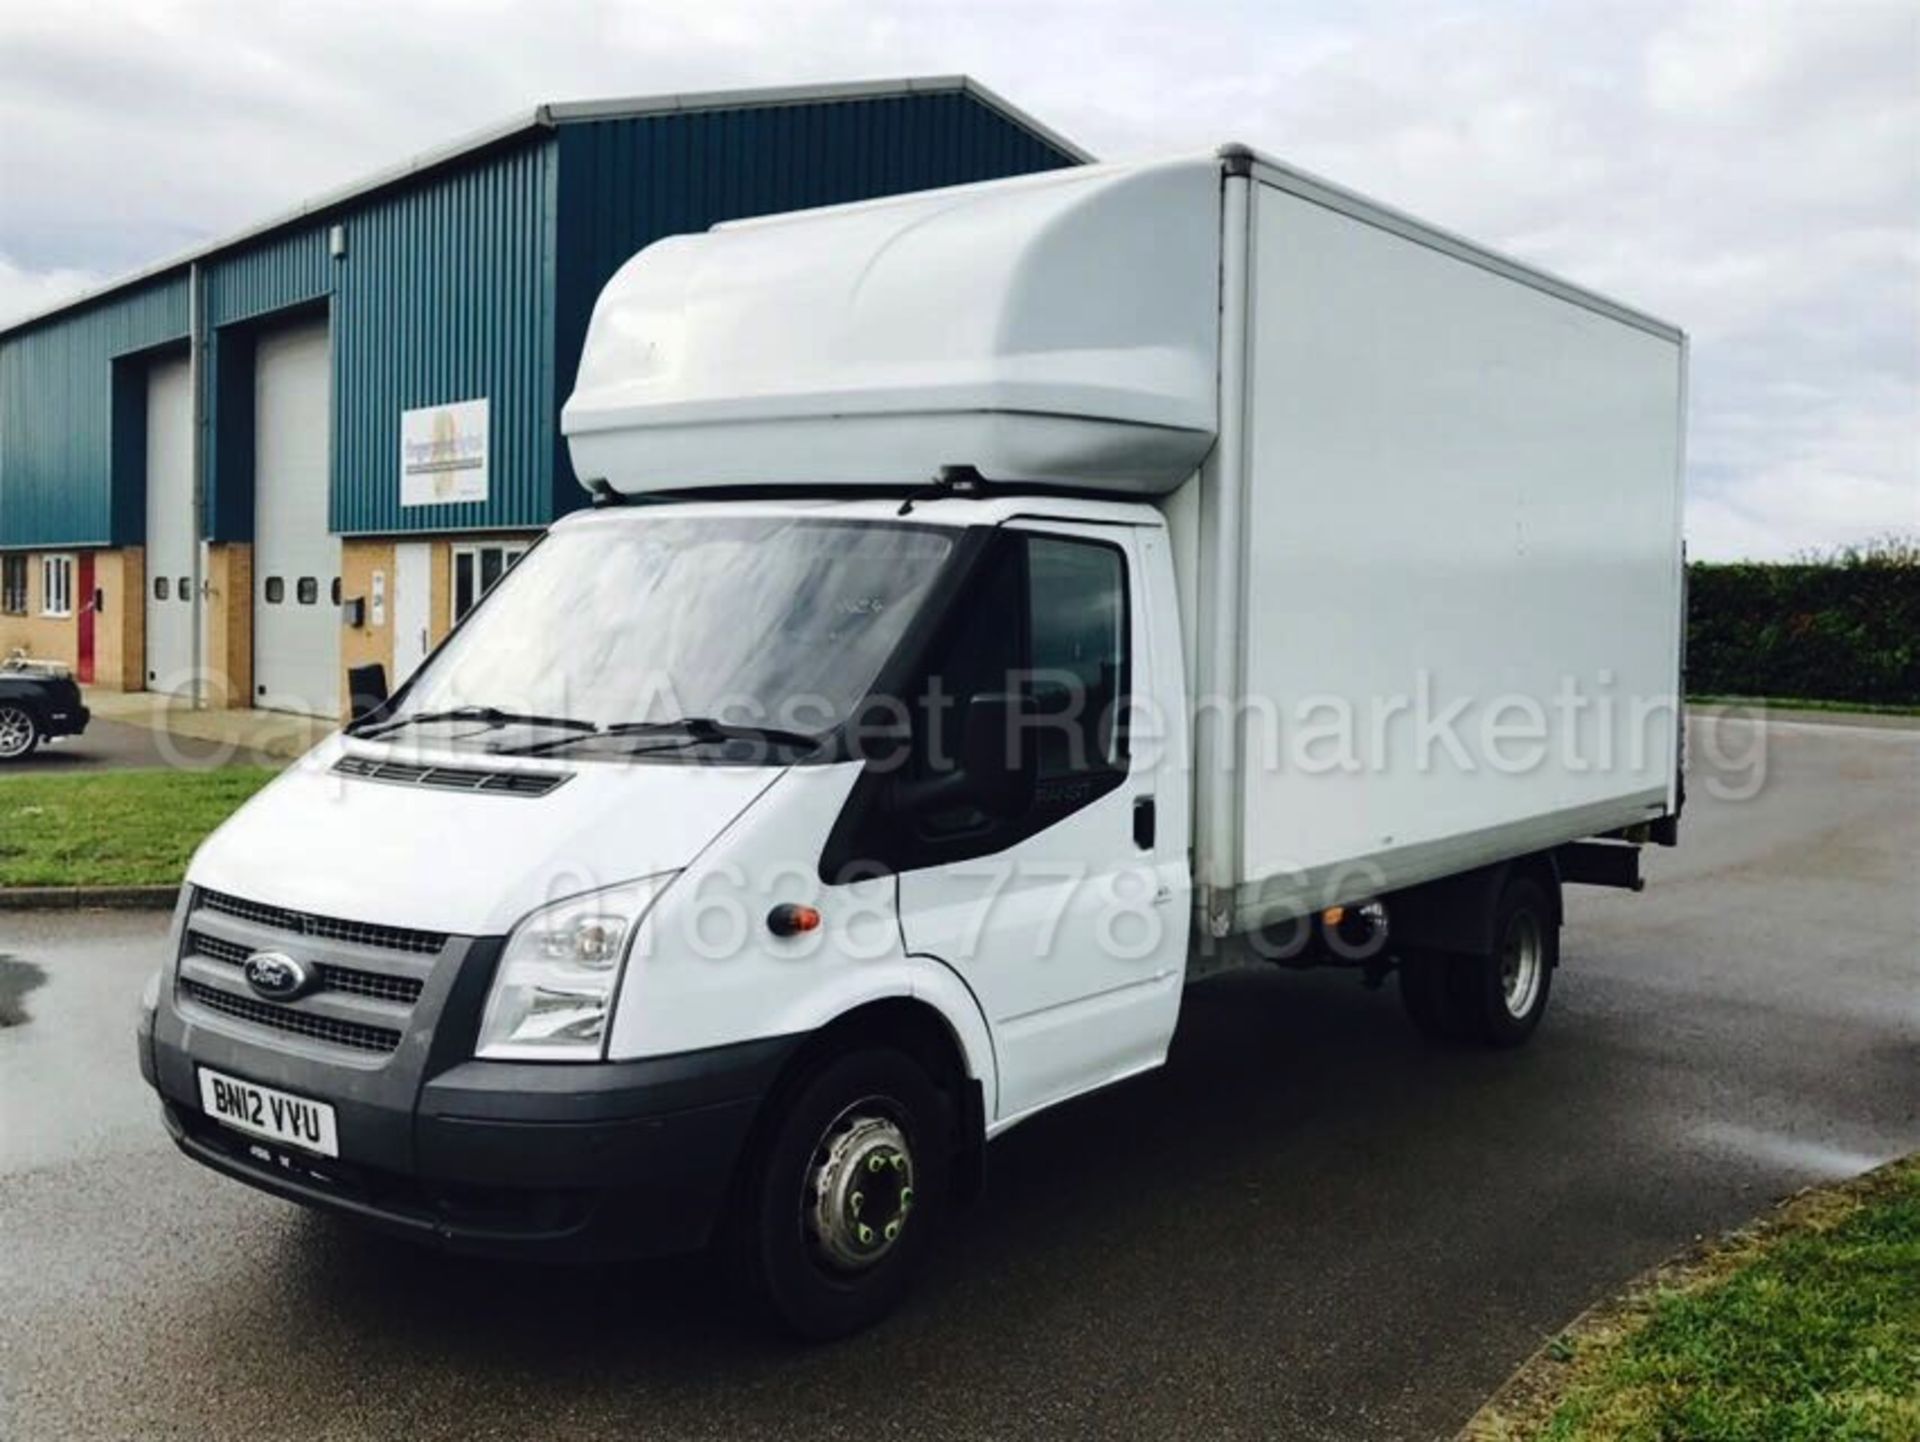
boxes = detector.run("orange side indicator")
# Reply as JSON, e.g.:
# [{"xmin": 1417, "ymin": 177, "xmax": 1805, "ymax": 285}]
[{"xmin": 768, "ymin": 903, "xmax": 823, "ymax": 938}]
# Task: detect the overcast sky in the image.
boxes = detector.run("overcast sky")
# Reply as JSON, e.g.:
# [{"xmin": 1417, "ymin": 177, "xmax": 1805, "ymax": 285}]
[{"xmin": 1, "ymin": 0, "xmax": 1913, "ymax": 559}]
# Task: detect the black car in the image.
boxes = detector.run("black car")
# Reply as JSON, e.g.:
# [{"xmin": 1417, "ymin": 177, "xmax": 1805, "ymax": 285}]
[{"xmin": 0, "ymin": 657, "xmax": 90, "ymax": 762}]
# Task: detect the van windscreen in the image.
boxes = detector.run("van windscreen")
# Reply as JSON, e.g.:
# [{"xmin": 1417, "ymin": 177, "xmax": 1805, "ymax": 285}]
[{"xmin": 379, "ymin": 516, "xmax": 955, "ymax": 757}]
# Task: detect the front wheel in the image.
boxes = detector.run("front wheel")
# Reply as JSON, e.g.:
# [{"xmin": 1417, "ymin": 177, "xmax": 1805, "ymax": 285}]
[
  {"xmin": 725, "ymin": 1046, "xmax": 952, "ymax": 1340},
  {"xmin": 0, "ymin": 703, "xmax": 40, "ymax": 762}
]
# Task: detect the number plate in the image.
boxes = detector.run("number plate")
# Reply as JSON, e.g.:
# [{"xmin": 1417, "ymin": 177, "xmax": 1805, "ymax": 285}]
[{"xmin": 197, "ymin": 1067, "xmax": 339, "ymax": 1158}]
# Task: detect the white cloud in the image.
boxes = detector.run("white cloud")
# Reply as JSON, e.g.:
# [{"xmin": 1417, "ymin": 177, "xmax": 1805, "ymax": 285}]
[
  {"xmin": 0, "ymin": 255, "xmax": 102, "ymax": 328},
  {"xmin": 0, "ymin": 0, "xmax": 1914, "ymax": 559},
  {"xmin": 1697, "ymin": 395, "xmax": 1920, "ymax": 564}
]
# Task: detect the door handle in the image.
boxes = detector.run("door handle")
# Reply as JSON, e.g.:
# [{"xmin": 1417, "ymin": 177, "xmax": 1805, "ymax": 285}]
[{"xmin": 1132, "ymin": 796, "xmax": 1156, "ymax": 851}]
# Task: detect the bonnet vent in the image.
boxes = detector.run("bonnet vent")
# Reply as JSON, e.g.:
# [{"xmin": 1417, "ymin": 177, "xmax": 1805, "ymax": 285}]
[{"xmin": 332, "ymin": 754, "xmax": 570, "ymax": 798}]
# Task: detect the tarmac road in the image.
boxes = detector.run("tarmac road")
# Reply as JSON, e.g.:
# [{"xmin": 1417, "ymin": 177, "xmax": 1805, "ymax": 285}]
[
  {"xmin": 8, "ymin": 715, "xmax": 285, "ymax": 773},
  {"xmin": 1, "ymin": 715, "xmax": 1914, "ymax": 1441}
]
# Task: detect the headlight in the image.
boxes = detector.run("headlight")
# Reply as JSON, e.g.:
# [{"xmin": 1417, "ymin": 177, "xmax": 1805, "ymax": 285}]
[{"xmin": 477, "ymin": 873, "xmax": 676, "ymax": 1060}]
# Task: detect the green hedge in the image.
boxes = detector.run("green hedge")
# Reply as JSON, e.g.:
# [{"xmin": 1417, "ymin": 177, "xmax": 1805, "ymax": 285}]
[{"xmin": 1689, "ymin": 539, "xmax": 1920, "ymax": 706}]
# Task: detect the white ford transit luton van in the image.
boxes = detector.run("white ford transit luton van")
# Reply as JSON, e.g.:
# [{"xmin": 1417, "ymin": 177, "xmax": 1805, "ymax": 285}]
[{"xmin": 140, "ymin": 148, "xmax": 1686, "ymax": 1338}]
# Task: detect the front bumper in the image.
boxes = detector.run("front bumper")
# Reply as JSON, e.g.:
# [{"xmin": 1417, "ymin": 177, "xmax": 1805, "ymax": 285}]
[{"xmin": 140, "ymin": 963, "xmax": 797, "ymax": 1260}]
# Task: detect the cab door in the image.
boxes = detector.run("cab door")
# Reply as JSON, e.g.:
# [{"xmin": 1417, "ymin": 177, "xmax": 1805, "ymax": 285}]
[{"xmin": 895, "ymin": 520, "xmax": 1189, "ymax": 1126}]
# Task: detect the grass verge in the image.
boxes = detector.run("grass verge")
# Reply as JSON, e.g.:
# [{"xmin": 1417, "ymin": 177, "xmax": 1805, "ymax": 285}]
[
  {"xmin": 1465, "ymin": 1155, "xmax": 1920, "ymax": 1441},
  {"xmin": 0, "ymin": 766, "xmax": 281, "ymax": 888}
]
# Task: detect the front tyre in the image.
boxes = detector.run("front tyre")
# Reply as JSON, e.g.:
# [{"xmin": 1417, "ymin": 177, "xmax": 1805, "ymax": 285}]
[{"xmin": 728, "ymin": 1047, "xmax": 951, "ymax": 1340}]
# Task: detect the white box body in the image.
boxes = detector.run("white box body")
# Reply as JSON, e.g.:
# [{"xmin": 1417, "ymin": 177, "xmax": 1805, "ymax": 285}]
[{"xmin": 1175, "ymin": 162, "xmax": 1685, "ymax": 934}]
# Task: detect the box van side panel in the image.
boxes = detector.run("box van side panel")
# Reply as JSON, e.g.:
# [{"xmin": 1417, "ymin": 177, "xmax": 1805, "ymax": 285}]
[{"xmin": 1214, "ymin": 181, "xmax": 1684, "ymax": 933}]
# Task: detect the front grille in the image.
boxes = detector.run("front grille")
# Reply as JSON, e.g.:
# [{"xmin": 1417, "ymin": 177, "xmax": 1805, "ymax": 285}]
[
  {"xmin": 197, "ymin": 889, "xmax": 446, "ymax": 956},
  {"xmin": 180, "ymin": 980, "xmax": 402, "ymax": 1055},
  {"xmin": 310, "ymin": 967, "xmax": 421, "ymax": 1004},
  {"xmin": 188, "ymin": 930, "xmax": 424, "ymax": 1005},
  {"xmin": 333, "ymin": 754, "xmax": 569, "ymax": 798}
]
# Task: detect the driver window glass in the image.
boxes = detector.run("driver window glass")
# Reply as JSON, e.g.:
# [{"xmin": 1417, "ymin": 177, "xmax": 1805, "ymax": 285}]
[
  {"xmin": 910, "ymin": 543, "xmax": 1021, "ymax": 837},
  {"xmin": 908, "ymin": 532, "xmax": 1129, "ymax": 836},
  {"xmin": 1026, "ymin": 537, "xmax": 1128, "ymax": 779}
]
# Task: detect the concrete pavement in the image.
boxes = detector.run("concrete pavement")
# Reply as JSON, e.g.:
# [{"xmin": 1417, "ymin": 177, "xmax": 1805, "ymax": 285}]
[
  {"xmin": 0, "ymin": 715, "xmax": 1914, "ymax": 1440},
  {"xmin": 82, "ymin": 688, "xmax": 332, "ymax": 760}
]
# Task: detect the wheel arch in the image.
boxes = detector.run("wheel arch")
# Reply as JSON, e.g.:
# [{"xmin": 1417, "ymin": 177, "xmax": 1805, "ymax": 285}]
[
  {"xmin": 1389, "ymin": 850, "xmax": 1563, "ymax": 956},
  {"xmin": 746, "ymin": 993, "xmax": 990, "ymax": 1205},
  {"xmin": 0, "ymin": 687, "xmax": 45, "ymax": 722},
  {"xmin": 1506, "ymin": 851, "xmax": 1565, "ymax": 931}
]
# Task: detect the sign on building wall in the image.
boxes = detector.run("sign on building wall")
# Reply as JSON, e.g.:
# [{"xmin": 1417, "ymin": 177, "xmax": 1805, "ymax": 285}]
[{"xmin": 400, "ymin": 398, "xmax": 489, "ymax": 507}]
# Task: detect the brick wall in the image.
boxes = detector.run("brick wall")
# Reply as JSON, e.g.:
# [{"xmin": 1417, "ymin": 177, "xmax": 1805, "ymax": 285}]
[{"xmin": 1, "ymin": 551, "xmax": 80, "ymax": 672}]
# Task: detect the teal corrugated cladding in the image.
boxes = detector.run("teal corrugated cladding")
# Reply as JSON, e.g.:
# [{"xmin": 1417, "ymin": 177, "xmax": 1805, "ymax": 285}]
[
  {"xmin": 207, "ymin": 136, "xmax": 555, "ymax": 537},
  {"xmin": 0, "ymin": 279, "xmax": 187, "ymax": 547},
  {"xmin": 327, "ymin": 137, "xmax": 555, "ymax": 534},
  {"xmin": 202, "ymin": 218, "xmax": 332, "ymax": 541},
  {"xmin": 549, "ymin": 93, "xmax": 1079, "ymax": 513}
]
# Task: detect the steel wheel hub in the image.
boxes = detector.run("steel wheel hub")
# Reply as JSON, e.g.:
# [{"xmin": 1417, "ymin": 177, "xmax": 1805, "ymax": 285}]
[
  {"xmin": 804, "ymin": 1102, "xmax": 915, "ymax": 1273},
  {"xmin": 0, "ymin": 707, "xmax": 32, "ymax": 759},
  {"xmin": 1499, "ymin": 910, "xmax": 1544, "ymax": 1018}
]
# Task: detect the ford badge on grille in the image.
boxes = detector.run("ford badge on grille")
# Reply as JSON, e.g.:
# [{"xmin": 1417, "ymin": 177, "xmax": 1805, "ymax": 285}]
[{"xmin": 243, "ymin": 951, "xmax": 313, "ymax": 1002}]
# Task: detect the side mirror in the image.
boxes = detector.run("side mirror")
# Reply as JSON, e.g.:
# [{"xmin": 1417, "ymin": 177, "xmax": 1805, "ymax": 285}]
[{"xmin": 347, "ymin": 663, "xmax": 389, "ymax": 725}]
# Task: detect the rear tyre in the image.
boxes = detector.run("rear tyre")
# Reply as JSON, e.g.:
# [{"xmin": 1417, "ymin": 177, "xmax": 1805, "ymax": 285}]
[
  {"xmin": 1459, "ymin": 875, "xmax": 1557, "ymax": 1047},
  {"xmin": 726, "ymin": 1046, "xmax": 952, "ymax": 1341},
  {"xmin": 1398, "ymin": 874, "xmax": 1557, "ymax": 1047},
  {"xmin": 0, "ymin": 703, "xmax": 40, "ymax": 762},
  {"xmin": 1398, "ymin": 949, "xmax": 1472, "ymax": 1042}
]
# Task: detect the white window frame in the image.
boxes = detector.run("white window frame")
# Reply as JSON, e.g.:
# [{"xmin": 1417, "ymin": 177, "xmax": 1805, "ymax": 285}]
[
  {"xmin": 449, "ymin": 541, "xmax": 529, "ymax": 627},
  {"xmin": 40, "ymin": 554, "xmax": 75, "ymax": 618}
]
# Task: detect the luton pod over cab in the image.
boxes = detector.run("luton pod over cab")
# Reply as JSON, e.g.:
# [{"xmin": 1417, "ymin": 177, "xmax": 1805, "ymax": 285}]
[{"xmin": 141, "ymin": 148, "xmax": 1686, "ymax": 1338}]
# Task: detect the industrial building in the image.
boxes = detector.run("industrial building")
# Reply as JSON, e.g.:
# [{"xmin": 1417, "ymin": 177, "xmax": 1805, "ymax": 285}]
[{"xmin": 0, "ymin": 77, "xmax": 1085, "ymax": 716}]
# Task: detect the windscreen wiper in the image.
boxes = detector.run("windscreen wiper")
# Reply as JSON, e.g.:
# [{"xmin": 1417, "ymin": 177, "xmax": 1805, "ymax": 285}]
[
  {"xmin": 499, "ymin": 716, "xmax": 821, "ymax": 758},
  {"xmin": 352, "ymin": 705, "xmax": 599, "ymax": 742}
]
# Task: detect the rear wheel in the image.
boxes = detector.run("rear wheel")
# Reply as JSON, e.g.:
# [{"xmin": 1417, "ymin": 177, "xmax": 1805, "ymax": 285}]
[
  {"xmin": 0, "ymin": 704, "xmax": 39, "ymax": 762},
  {"xmin": 726, "ymin": 1046, "xmax": 952, "ymax": 1340},
  {"xmin": 1468, "ymin": 875, "xmax": 1557, "ymax": 1047},
  {"xmin": 1398, "ymin": 948, "xmax": 1471, "ymax": 1042},
  {"xmin": 1398, "ymin": 874, "xmax": 1557, "ymax": 1047}
]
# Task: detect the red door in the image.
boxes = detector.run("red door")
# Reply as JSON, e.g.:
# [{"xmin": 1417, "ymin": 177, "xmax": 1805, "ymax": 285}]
[{"xmin": 76, "ymin": 552, "xmax": 96, "ymax": 684}]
